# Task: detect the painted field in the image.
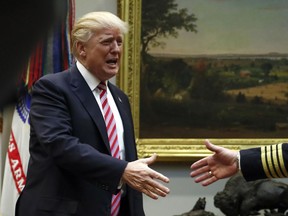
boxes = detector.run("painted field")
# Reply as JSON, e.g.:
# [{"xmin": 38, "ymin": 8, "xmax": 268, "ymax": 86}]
[{"xmin": 226, "ymin": 82, "xmax": 288, "ymax": 105}]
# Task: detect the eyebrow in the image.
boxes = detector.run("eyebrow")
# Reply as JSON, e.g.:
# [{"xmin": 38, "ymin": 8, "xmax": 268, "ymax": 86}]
[
  {"xmin": 99, "ymin": 34, "xmax": 123, "ymax": 41},
  {"xmin": 98, "ymin": 35, "xmax": 113, "ymax": 42}
]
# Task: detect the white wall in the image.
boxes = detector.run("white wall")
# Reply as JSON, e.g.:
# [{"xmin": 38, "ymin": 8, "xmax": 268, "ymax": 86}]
[
  {"xmin": 75, "ymin": 0, "xmax": 117, "ymax": 18},
  {"xmin": 143, "ymin": 162, "xmax": 227, "ymax": 216}
]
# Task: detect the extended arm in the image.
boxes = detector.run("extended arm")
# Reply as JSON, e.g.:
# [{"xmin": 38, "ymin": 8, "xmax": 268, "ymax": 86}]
[
  {"xmin": 123, "ymin": 153, "xmax": 170, "ymax": 199},
  {"xmin": 190, "ymin": 139, "xmax": 239, "ymax": 186}
]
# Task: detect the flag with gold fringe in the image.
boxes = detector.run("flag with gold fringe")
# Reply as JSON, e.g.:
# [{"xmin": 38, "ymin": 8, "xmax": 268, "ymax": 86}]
[{"xmin": 0, "ymin": 1, "xmax": 75, "ymax": 215}]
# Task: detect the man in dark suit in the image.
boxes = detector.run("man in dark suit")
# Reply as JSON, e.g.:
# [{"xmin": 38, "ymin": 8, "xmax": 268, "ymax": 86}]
[
  {"xmin": 15, "ymin": 11, "xmax": 170, "ymax": 216},
  {"xmin": 190, "ymin": 139, "xmax": 288, "ymax": 186}
]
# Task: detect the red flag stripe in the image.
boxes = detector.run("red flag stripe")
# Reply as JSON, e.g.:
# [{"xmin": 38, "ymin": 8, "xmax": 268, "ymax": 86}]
[{"xmin": 7, "ymin": 131, "xmax": 27, "ymax": 194}]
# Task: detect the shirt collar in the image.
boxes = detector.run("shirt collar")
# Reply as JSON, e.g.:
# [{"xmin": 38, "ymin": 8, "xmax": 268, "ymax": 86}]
[{"xmin": 76, "ymin": 61, "xmax": 107, "ymax": 91}]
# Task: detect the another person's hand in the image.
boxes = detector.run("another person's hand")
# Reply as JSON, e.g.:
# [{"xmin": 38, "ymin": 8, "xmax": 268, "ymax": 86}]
[
  {"xmin": 122, "ymin": 153, "xmax": 170, "ymax": 199},
  {"xmin": 190, "ymin": 139, "xmax": 239, "ymax": 186}
]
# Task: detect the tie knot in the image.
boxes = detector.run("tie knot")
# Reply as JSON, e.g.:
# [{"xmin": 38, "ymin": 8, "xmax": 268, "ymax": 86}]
[{"xmin": 97, "ymin": 81, "xmax": 107, "ymax": 91}]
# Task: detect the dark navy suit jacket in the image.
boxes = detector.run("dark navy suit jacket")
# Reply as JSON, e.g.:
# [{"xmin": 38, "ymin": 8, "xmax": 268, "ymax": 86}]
[
  {"xmin": 240, "ymin": 143, "xmax": 288, "ymax": 181},
  {"xmin": 15, "ymin": 65, "xmax": 145, "ymax": 216}
]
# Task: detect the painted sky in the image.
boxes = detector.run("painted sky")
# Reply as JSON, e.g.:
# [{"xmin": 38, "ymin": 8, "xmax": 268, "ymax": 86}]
[{"xmin": 149, "ymin": 0, "xmax": 288, "ymax": 55}]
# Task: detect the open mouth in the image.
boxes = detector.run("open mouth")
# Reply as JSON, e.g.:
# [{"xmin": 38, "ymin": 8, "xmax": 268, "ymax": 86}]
[{"xmin": 106, "ymin": 59, "xmax": 118, "ymax": 65}]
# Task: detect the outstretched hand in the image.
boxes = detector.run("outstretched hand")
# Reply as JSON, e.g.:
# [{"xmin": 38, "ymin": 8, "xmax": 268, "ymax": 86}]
[
  {"xmin": 190, "ymin": 139, "xmax": 239, "ymax": 186},
  {"xmin": 122, "ymin": 153, "xmax": 170, "ymax": 199}
]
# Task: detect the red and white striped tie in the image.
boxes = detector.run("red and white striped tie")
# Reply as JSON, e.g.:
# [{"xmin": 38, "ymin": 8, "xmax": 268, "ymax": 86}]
[{"xmin": 98, "ymin": 81, "xmax": 121, "ymax": 216}]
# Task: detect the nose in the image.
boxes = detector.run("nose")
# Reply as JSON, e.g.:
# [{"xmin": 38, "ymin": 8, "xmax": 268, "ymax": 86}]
[{"xmin": 110, "ymin": 41, "xmax": 121, "ymax": 52}]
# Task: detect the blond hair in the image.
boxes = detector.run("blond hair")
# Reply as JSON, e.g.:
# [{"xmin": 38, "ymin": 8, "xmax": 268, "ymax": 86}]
[{"xmin": 71, "ymin": 11, "xmax": 128, "ymax": 57}]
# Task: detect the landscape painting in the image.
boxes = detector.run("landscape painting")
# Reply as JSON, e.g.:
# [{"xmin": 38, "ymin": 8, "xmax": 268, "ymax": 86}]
[{"xmin": 139, "ymin": 0, "xmax": 288, "ymax": 139}]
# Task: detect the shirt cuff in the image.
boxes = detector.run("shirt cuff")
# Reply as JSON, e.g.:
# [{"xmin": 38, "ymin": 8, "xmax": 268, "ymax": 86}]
[
  {"xmin": 117, "ymin": 178, "xmax": 123, "ymax": 189},
  {"xmin": 236, "ymin": 151, "xmax": 241, "ymax": 170}
]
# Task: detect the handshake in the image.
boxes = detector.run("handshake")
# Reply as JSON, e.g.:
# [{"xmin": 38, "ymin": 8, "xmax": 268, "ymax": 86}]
[{"xmin": 128, "ymin": 139, "xmax": 241, "ymax": 199}]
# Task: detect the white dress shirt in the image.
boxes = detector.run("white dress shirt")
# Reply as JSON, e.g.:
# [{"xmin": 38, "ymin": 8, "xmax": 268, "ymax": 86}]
[{"xmin": 76, "ymin": 61, "xmax": 125, "ymax": 160}]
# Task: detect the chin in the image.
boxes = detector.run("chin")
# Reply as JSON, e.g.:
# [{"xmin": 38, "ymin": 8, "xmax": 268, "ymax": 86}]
[
  {"xmin": 109, "ymin": 69, "xmax": 119, "ymax": 75},
  {"xmin": 104, "ymin": 71, "xmax": 118, "ymax": 80}
]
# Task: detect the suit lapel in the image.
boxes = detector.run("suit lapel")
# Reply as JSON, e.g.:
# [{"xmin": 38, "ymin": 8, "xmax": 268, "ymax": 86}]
[
  {"xmin": 69, "ymin": 66, "xmax": 111, "ymax": 152},
  {"xmin": 108, "ymin": 82, "xmax": 136, "ymax": 161},
  {"xmin": 108, "ymin": 82, "xmax": 128, "ymax": 127}
]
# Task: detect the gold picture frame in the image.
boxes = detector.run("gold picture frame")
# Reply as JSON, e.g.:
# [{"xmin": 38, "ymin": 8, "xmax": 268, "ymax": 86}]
[{"xmin": 117, "ymin": 0, "xmax": 288, "ymax": 161}]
